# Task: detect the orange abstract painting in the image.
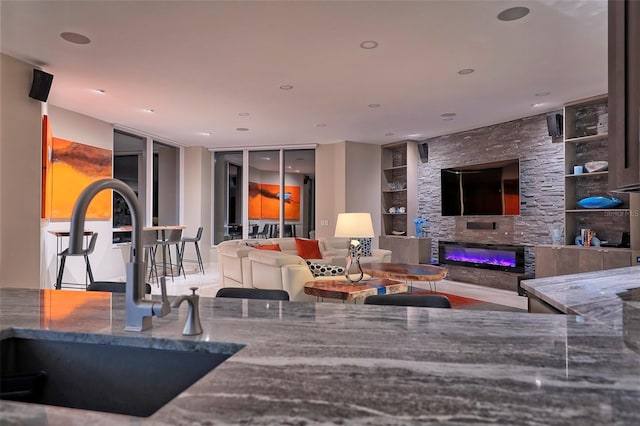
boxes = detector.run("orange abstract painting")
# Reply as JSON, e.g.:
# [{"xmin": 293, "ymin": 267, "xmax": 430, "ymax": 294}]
[
  {"xmin": 249, "ymin": 182, "xmax": 300, "ymax": 220},
  {"xmin": 44, "ymin": 135, "xmax": 112, "ymax": 220}
]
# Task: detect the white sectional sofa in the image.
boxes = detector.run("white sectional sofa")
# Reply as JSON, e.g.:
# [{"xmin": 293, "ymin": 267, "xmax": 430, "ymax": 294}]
[{"xmin": 217, "ymin": 237, "xmax": 392, "ymax": 302}]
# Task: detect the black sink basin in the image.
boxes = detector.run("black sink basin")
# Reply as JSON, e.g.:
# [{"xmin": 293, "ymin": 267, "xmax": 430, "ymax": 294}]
[{"xmin": 0, "ymin": 328, "xmax": 243, "ymax": 417}]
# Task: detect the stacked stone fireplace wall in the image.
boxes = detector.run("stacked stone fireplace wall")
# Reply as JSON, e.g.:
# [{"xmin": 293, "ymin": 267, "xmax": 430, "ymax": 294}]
[{"xmin": 417, "ymin": 112, "xmax": 564, "ymax": 290}]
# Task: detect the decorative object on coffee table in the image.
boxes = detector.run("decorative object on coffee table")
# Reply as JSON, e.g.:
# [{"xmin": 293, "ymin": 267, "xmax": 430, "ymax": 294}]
[
  {"xmin": 334, "ymin": 212, "xmax": 375, "ymax": 283},
  {"xmin": 577, "ymin": 196, "xmax": 622, "ymax": 209},
  {"xmin": 584, "ymin": 161, "xmax": 608, "ymax": 173}
]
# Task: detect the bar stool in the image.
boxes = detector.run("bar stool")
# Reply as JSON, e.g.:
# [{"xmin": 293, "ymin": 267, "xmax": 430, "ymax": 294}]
[
  {"xmin": 179, "ymin": 226, "xmax": 204, "ymax": 276},
  {"xmin": 56, "ymin": 232, "xmax": 98, "ymax": 290},
  {"xmin": 155, "ymin": 228, "xmax": 183, "ymax": 281},
  {"xmin": 143, "ymin": 229, "xmax": 160, "ymax": 285}
]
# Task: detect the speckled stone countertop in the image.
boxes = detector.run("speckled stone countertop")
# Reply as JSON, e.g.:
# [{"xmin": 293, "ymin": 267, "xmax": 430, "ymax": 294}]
[
  {"xmin": 1, "ymin": 287, "xmax": 639, "ymax": 425},
  {"xmin": 521, "ymin": 266, "xmax": 640, "ymax": 331}
]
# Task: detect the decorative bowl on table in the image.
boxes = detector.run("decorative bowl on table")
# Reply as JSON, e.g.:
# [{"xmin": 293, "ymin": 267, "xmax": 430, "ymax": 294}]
[
  {"xmin": 584, "ymin": 161, "xmax": 608, "ymax": 173},
  {"xmin": 577, "ymin": 196, "xmax": 622, "ymax": 209}
]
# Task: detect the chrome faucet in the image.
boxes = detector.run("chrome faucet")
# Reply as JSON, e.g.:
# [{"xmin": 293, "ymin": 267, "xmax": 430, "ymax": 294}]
[
  {"xmin": 69, "ymin": 178, "xmax": 171, "ymax": 331},
  {"xmin": 171, "ymin": 287, "xmax": 203, "ymax": 336}
]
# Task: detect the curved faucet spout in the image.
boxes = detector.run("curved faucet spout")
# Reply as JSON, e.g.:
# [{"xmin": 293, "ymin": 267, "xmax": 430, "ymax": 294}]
[
  {"xmin": 69, "ymin": 178, "xmax": 163, "ymax": 331},
  {"xmin": 69, "ymin": 179, "xmax": 142, "ymax": 262}
]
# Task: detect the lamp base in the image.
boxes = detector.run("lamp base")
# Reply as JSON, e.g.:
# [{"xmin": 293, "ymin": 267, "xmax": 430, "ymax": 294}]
[{"xmin": 345, "ymin": 240, "xmax": 364, "ymax": 283}]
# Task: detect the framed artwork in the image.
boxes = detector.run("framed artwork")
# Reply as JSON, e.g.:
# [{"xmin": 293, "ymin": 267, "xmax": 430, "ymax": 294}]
[
  {"xmin": 42, "ymin": 116, "xmax": 113, "ymax": 219},
  {"xmin": 249, "ymin": 182, "xmax": 300, "ymax": 220}
]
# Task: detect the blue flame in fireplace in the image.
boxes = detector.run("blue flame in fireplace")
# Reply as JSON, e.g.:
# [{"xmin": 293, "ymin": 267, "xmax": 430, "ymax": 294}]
[{"xmin": 444, "ymin": 247, "xmax": 516, "ymax": 268}]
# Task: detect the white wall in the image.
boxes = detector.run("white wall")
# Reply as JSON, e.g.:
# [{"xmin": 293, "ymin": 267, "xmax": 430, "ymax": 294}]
[
  {"xmin": 44, "ymin": 106, "xmax": 128, "ymax": 286},
  {"xmin": 183, "ymin": 146, "xmax": 211, "ymax": 265},
  {"xmin": 314, "ymin": 141, "xmax": 381, "ymax": 243},
  {"xmin": 0, "ymin": 54, "xmax": 42, "ymax": 288},
  {"xmin": 345, "ymin": 141, "xmax": 382, "ymax": 243}
]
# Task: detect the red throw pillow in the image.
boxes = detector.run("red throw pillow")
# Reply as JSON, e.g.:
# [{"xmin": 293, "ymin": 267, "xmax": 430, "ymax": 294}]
[
  {"xmin": 295, "ymin": 238, "xmax": 322, "ymax": 259},
  {"xmin": 254, "ymin": 243, "xmax": 281, "ymax": 251}
]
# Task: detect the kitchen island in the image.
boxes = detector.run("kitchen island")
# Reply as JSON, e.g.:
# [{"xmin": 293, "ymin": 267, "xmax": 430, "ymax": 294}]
[{"xmin": 1, "ymin": 275, "xmax": 639, "ymax": 425}]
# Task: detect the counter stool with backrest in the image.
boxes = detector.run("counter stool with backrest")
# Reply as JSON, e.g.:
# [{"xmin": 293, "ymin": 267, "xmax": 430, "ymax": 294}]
[
  {"xmin": 363, "ymin": 294, "xmax": 451, "ymax": 308},
  {"xmin": 216, "ymin": 287, "xmax": 290, "ymax": 301},
  {"xmin": 143, "ymin": 229, "xmax": 160, "ymax": 285},
  {"xmin": 155, "ymin": 228, "xmax": 183, "ymax": 281},
  {"xmin": 179, "ymin": 226, "xmax": 204, "ymax": 276},
  {"xmin": 56, "ymin": 232, "xmax": 98, "ymax": 290}
]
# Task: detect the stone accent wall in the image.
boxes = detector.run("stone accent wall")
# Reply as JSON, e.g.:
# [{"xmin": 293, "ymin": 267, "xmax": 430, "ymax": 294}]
[{"xmin": 417, "ymin": 112, "xmax": 565, "ymax": 288}]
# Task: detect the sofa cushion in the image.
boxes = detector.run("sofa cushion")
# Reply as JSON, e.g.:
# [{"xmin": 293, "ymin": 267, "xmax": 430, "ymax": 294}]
[
  {"xmin": 254, "ymin": 243, "xmax": 281, "ymax": 251},
  {"xmin": 295, "ymin": 238, "xmax": 323, "ymax": 259},
  {"xmin": 305, "ymin": 260, "xmax": 345, "ymax": 277},
  {"xmin": 355, "ymin": 238, "xmax": 372, "ymax": 256}
]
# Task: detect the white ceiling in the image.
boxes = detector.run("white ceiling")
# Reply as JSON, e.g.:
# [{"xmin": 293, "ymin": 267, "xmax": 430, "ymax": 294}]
[{"xmin": 1, "ymin": 0, "xmax": 608, "ymax": 149}]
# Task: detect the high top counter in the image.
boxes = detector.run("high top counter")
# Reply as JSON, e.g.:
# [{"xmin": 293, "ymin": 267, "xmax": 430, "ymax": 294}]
[{"xmin": 0, "ymin": 283, "xmax": 638, "ymax": 425}]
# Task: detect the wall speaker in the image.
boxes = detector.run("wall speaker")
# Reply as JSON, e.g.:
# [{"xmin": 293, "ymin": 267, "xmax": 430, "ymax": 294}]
[
  {"xmin": 418, "ymin": 142, "xmax": 428, "ymax": 162},
  {"xmin": 28, "ymin": 69, "xmax": 54, "ymax": 102},
  {"xmin": 546, "ymin": 113, "xmax": 563, "ymax": 137}
]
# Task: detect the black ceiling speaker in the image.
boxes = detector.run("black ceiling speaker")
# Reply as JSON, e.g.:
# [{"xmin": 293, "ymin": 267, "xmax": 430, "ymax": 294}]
[
  {"xmin": 418, "ymin": 142, "xmax": 428, "ymax": 163},
  {"xmin": 28, "ymin": 69, "xmax": 54, "ymax": 102},
  {"xmin": 546, "ymin": 113, "xmax": 563, "ymax": 137}
]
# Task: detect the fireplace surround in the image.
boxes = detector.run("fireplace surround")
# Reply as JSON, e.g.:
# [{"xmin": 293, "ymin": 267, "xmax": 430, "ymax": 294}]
[{"xmin": 438, "ymin": 241, "xmax": 525, "ymax": 274}]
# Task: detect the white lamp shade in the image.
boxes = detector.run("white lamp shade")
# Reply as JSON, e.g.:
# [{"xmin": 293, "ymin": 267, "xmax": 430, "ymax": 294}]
[{"xmin": 334, "ymin": 213, "xmax": 375, "ymax": 238}]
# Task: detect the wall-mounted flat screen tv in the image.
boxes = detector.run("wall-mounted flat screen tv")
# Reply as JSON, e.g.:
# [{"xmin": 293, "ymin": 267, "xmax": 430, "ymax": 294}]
[{"xmin": 441, "ymin": 159, "xmax": 520, "ymax": 216}]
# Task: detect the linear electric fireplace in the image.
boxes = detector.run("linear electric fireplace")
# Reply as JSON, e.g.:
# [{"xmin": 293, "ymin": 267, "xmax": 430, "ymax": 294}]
[{"xmin": 438, "ymin": 241, "xmax": 525, "ymax": 273}]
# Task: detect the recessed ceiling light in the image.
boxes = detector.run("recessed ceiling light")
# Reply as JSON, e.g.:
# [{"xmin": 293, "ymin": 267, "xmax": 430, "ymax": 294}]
[
  {"xmin": 360, "ymin": 40, "xmax": 378, "ymax": 49},
  {"xmin": 458, "ymin": 68, "xmax": 475, "ymax": 75},
  {"xmin": 442, "ymin": 117, "xmax": 455, "ymax": 121},
  {"xmin": 91, "ymin": 89, "xmax": 105, "ymax": 94},
  {"xmin": 497, "ymin": 6, "xmax": 530, "ymax": 22},
  {"xmin": 279, "ymin": 85, "xmax": 293, "ymax": 90},
  {"xmin": 60, "ymin": 32, "xmax": 91, "ymax": 44},
  {"xmin": 441, "ymin": 112, "xmax": 456, "ymax": 117},
  {"xmin": 408, "ymin": 133, "xmax": 422, "ymax": 138},
  {"xmin": 143, "ymin": 108, "xmax": 155, "ymax": 113},
  {"xmin": 535, "ymin": 91, "xmax": 551, "ymax": 97},
  {"xmin": 531, "ymin": 103, "xmax": 544, "ymax": 108},
  {"xmin": 385, "ymin": 132, "xmax": 395, "ymax": 137},
  {"xmin": 199, "ymin": 132, "xmax": 211, "ymax": 136},
  {"xmin": 316, "ymin": 123, "xmax": 327, "ymax": 127},
  {"xmin": 368, "ymin": 103, "xmax": 381, "ymax": 108},
  {"xmin": 238, "ymin": 112, "xmax": 250, "ymax": 116},
  {"xmin": 236, "ymin": 127, "xmax": 249, "ymax": 131}
]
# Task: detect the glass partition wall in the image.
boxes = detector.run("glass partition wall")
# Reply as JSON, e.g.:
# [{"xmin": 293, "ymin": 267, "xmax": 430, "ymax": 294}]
[{"xmin": 213, "ymin": 148, "xmax": 315, "ymax": 245}]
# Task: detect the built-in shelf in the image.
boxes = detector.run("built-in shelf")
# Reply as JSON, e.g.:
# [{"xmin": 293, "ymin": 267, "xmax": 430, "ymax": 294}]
[
  {"xmin": 381, "ymin": 141, "xmax": 417, "ymax": 237},
  {"xmin": 564, "ymin": 133, "xmax": 609, "ymax": 144},
  {"xmin": 566, "ymin": 208, "xmax": 630, "ymax": 214},
  {"xmin": 565, "ymin": 171, "xmax": 608, "ymax": 178}
]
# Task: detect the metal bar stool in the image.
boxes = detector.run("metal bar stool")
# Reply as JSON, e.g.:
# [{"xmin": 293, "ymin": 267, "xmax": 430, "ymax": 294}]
[
  {"xmin": 55, "ymin": 233, "xmax": 98, "ymax": 290},
  {"xmin": 155, "ymin": 228, "xmax": 183, "ymax": 281},
  {"xmin": 179, "ymin": 226, "xmax": 204, "ymax": 276}
]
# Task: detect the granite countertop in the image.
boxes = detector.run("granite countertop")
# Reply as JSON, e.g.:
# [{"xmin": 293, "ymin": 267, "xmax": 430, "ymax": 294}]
[
  {"xmin": 1, "ymin": 286, "xmax": 639, "ymax": 425},
  {"xmin": 521, "ymin": 266, "xmax": 640, "ymax": 330}
]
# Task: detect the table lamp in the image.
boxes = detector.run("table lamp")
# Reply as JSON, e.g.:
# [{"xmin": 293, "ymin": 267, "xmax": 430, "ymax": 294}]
[{"xmin": 334, "ymin": 212, "xmax": 375, "ymax": 283}]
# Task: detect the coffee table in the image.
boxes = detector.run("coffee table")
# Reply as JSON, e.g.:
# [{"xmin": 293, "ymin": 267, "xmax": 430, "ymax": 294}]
[
  {"xmin": 304, "ymin": 278, "xmax": 408, "ymax": 303},
  {"xmin": 361, "ymin": 263, "xmax": 448, "ymax": 292}
]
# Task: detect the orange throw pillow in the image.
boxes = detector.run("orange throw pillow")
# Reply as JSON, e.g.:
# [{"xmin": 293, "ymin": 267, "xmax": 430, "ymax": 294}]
[
  {"xmin": 254, "ymin": 243, "xmax": 281, "ymax": 251},
  {"xmin": 295, "ymin": 238, "xmax": 322, "ymax": 259}
]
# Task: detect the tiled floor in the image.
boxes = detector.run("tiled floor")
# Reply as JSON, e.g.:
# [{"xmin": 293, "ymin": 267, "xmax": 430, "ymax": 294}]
[{"xmin": 149, "ymin": 262, "xmax": 528, "ymax": 310}]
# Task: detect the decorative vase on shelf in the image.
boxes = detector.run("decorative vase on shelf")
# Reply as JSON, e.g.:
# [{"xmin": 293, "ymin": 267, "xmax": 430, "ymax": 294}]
[{"xmin": 413, "ymin": 217, "xmax": 426, "ymax": 238}]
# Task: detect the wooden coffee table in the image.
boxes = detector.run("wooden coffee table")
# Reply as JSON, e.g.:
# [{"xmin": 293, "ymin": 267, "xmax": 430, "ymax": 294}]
[
  {"xmin": 304, "ymin": 278, "xmax": 408, "ymax": 303},
  {"xmin": 361, "ymin": 263, "xmax": 448, "ymax": 292}
]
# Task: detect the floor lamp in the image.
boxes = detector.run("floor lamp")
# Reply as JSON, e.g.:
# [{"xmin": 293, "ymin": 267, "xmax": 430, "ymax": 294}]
[{"xmin": 334, "ymin": 213, "xmax": 375, "ymax": 283}]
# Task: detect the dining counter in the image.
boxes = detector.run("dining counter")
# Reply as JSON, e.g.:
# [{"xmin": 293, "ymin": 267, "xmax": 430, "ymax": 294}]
[{"xmin": 1, "ymin": 268, "xmax": 639, "ymax": 425}]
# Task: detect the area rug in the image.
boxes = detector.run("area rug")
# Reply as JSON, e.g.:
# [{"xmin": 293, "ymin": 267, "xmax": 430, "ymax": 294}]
[{"xmin": 405, "ymin": 289, "xmax": 526, "ymax": 312}]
